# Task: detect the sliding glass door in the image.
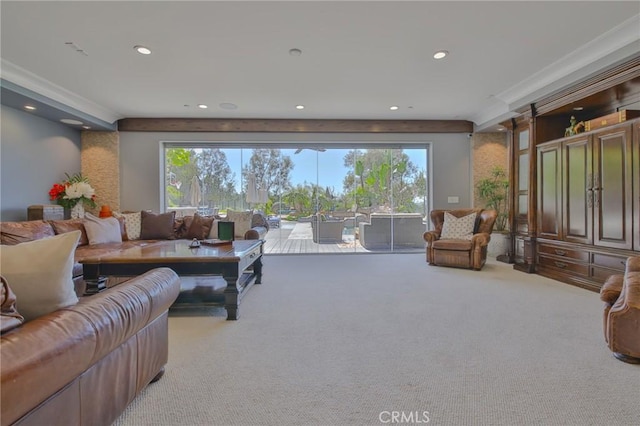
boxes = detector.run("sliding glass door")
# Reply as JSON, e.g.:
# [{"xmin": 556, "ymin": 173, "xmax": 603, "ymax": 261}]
[{"xmin": 163, "ymin": 144, "xmax": 430, "ymax": 254}]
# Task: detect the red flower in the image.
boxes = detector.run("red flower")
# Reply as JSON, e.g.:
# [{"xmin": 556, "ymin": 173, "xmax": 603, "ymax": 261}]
[{"xmin": 48, "ymin": 183, "xmax": 66, "ymax": 201}]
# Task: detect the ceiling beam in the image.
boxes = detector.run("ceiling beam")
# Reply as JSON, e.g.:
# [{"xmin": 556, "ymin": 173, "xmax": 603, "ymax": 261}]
[{"xmin": 117, "ymin": 118, "xmax": 473, "ymax": 133}]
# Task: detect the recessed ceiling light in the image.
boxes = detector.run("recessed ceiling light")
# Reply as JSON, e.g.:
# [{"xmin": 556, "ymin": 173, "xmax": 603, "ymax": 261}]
[
  {"xmin": 497, "ymin": 127, "xmax": 505, "ymax": 131},
  {"xmin": 24, "ymin": 105, "xmax": 36, "ymax": 111},
  {"xmin": 82, "ymin": 125, "xmax": 91, "ymax": 130},
  {"xmin": 433, "ymin": 50, "xmax": 449, "ymax": 59},
  {"xmin": 134, "ymin": 45, "xmax": 152, "ymax": 55},
  {"xmin": 60, "ymin": 118, "xmax": 83, "ymax": 125},
  {"xmin": 197, "ymin": 104, "xmax": 208, "ymax": 109},
  {"xmin": 573, "ymin": 106, "xmax": 584, "ymax": 111},
  {"xmin": 289, "ymin": 48, "xmax": 302, "ymax": 56},
  {"xmin": 296, "ymin": 105, "xmax": 305, "ymax": 110},
  {"xmin": 389, "ymin": 106, "xmax": 399, "ymax": 111},
  {"xmin": 219, "ymin": 103, "xmax": 238, "ymax": 110}
]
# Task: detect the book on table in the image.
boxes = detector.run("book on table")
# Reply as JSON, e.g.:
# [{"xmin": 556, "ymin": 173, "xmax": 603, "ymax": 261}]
[{"xmin": 217, "ymin": 221, "xmax": 235, "ymax": 241}]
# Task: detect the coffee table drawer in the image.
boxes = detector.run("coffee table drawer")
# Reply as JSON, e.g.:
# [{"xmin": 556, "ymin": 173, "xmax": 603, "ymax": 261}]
[{"xmin": 239, "ymin": 245, "xmax": 262, "ymax": 270}]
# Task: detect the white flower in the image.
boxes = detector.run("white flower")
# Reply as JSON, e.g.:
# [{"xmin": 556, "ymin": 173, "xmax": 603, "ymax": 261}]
[{"xmin": 64, "ymin": 182, "xmax": 95, "ymax": 200}]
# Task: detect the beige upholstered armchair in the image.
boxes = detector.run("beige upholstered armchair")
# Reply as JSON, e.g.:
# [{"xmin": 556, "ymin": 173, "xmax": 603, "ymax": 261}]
[{"xmin": 423, "ymin": 209, "xmax": 497, "ymax": 270}]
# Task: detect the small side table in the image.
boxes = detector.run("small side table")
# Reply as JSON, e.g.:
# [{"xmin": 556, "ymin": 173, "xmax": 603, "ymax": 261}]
[{"xmin": 27, "ymin": 204, "xmax": 64, "ymax": 221}]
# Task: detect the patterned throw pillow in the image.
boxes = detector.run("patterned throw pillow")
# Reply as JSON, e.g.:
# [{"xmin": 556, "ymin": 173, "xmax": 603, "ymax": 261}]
[
  {"xmin": 113, "ymin": 211, "xmax": 142, "ymax": 240},
  {"xmin": 225, "ymin": 210, "xmax": 253, "ymax": 238},
  {"xmin": 440, "ymin": 212, "xmax": 477, "ymax": 240}
]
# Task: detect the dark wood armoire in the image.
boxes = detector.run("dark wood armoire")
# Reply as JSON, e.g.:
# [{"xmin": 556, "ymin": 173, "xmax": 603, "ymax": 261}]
[{"xmin": 503, "ymin": 56, "xmax": 640, "ymax": 291}]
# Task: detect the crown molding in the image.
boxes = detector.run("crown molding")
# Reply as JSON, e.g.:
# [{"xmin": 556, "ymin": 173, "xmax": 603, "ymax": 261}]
[
  {"xmin": 494, "ymin": 14, "xmax": 640, "ymax": 111},
  {"xmin": 0, "ymin": 59, "xmax": 121, "ymax": 124}
]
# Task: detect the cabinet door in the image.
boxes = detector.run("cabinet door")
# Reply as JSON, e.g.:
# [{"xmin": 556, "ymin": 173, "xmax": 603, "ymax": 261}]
[
  {"xmin": 562, "ymin": 136, "xmax": 592, "ymax": 244},
  {"xmin": 537, "ymin": 143, "xmax": 562, "ymax": 239},
  {"xmin": 593, "ymin": 125, "xmax": 633, "ymax": 250}
]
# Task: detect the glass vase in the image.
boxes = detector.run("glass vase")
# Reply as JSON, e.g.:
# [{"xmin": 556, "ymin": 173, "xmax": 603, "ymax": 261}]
[{"xmin": 70, "ymin": 203, "xmax": 85, "ymax": 219}]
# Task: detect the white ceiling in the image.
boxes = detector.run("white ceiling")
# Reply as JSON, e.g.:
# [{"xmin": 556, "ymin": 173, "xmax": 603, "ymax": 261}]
[{"xmin": 1, "ymin": 1, "xmax": 639, "ymax": 130}]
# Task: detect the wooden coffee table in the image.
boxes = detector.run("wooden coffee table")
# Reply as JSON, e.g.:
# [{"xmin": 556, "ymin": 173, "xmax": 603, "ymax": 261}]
[{"xmin": 81, "ymin": 239, "xmax": 264, "ymax": 320}]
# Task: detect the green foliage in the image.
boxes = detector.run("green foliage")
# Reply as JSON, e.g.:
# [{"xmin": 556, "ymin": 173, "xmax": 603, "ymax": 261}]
[
  {"xmin": 166, "ymin": 148, "xmax": 191, "ymax": 168},
  {"xmin": 343, "ymin": 149, "xmax": 422, "ymax": 213},
  {"xmin": 245, "ymin": 149, "xmax": 293, "ymax": 197},
  {"xmin": 476, "ymin": 166, "xmax": 509, "ymax": 231}
]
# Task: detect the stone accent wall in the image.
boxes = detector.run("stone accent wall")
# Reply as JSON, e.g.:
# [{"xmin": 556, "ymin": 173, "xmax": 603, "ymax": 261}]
[
  {"xmin": 81, "ymin": 131, "xmax": 120, "ymax": 214},
  {"xmin": 472, "ymin": 132, "xmax": 508, "ymax": 208}
]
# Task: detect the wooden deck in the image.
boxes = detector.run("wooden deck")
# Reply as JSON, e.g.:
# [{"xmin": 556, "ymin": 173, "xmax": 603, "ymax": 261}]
[{"xmin": 262, "ymin": 221, "xmax": 423, "ymax": 254}]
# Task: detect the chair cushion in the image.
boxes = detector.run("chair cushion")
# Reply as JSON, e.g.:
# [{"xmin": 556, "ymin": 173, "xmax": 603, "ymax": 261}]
[
  {"xmin": 432, "ymin": 239, "xmax": 473, "ymax": 251},
  {"xmin": 440, "ymin": 212, "xmax": 476, "ymax": 240}
]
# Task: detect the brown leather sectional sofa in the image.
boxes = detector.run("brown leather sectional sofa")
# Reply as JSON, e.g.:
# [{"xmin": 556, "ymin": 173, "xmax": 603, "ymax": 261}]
[
  {"xmin": 1, "ymin": 267, "xmax": 181, "ymax": 425},
  {"xmin": 0, "ymin": 213, "xmax": 267, "ymax": 295},
  {"xmin": 0, "ymin": 213, "xmax": 267, "ymax": 425}
]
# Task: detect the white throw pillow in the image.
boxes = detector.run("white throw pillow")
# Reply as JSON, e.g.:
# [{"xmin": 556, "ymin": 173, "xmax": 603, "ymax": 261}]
[
  {"xmin": 225, "ymin": 210, "xmax": 253, "ymax": 238},
  {"xmin": 113, "ymin": 211, "xmax": 142, "ymax": 240},
  {"xmin": 0, "ymin": 231, "xmax": 80, "ymax": 321},
  {"xmin": 84, "ymin": 212, "xmax": 123, "ymax": 245},
  {"xmin": 440, "ymin": 212, "xmax": 477, "ymax": 240}
]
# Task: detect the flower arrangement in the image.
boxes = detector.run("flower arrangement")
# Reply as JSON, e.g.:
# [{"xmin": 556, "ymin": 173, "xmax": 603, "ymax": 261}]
[{"xmin": 49, "ymin": 173, "xmax": 97, "ymax": 209}]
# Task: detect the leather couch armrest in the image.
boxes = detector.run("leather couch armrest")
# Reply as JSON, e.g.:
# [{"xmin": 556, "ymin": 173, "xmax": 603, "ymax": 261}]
[
  {"xmin": 471, "ymin": 232, "xmax": 491, "ymax": 246},
  {"xmin": 617, "ymin": 271, "xmax": 640, "ymax": 310},
  {"xmin": 244, "ymin": 226, "xmax": 266, "ymax": 240},
  {"xmin": 423, "ymin": 230, "xmax": 439, "ymax": 243},
  {"xmin": 626, "ymin": 256, "xmax": 640, "ymax": 273},
  {"xmin": 600, "ymin": 274, "xmax": 624, "ymax": 305}
]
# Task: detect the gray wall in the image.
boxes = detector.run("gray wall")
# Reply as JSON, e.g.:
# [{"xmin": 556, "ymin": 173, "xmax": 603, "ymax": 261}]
[
  {"xmin": 1, "ymin": 105, "xmax": 81, "ymax": 221},
  {"xmin": 119, "ymin": 131, "xmax": 472, "ymax": 213}
]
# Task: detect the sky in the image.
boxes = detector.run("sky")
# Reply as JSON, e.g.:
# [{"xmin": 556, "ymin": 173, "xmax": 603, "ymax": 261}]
[{"xmin": 202, "ymin": 147, "xmax": 427, "ymax": 195}]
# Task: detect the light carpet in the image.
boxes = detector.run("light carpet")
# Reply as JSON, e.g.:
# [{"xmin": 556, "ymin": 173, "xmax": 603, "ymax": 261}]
[{"xmin": 114, "ymin": 254, "xmax": 639, "ymax": 426}]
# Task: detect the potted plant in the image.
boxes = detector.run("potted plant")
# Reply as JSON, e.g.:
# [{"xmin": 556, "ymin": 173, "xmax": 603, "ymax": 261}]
[{"xmin": 476, "ymin": 166, "xmax": 510, "ymax": 260}]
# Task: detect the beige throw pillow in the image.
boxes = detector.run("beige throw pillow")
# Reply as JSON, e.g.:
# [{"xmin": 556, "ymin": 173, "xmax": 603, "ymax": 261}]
[
  {"xmin": 225, "ymin": 210, "xmax": 253, "ymax": 238},
  {"xmin": 440, "ymin": 212, "xmax": 477, "ymax": 240},
  {"xmin": 207, "ymin": 219, "xmax": 220, "ymax": 239},
  {"xmin": 0, "ymin": 231, "xmax": 80, "ymax": 321},
  {"xmin": 84, "ymin": 213, "xmax": 123, "ymax": 245}
]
